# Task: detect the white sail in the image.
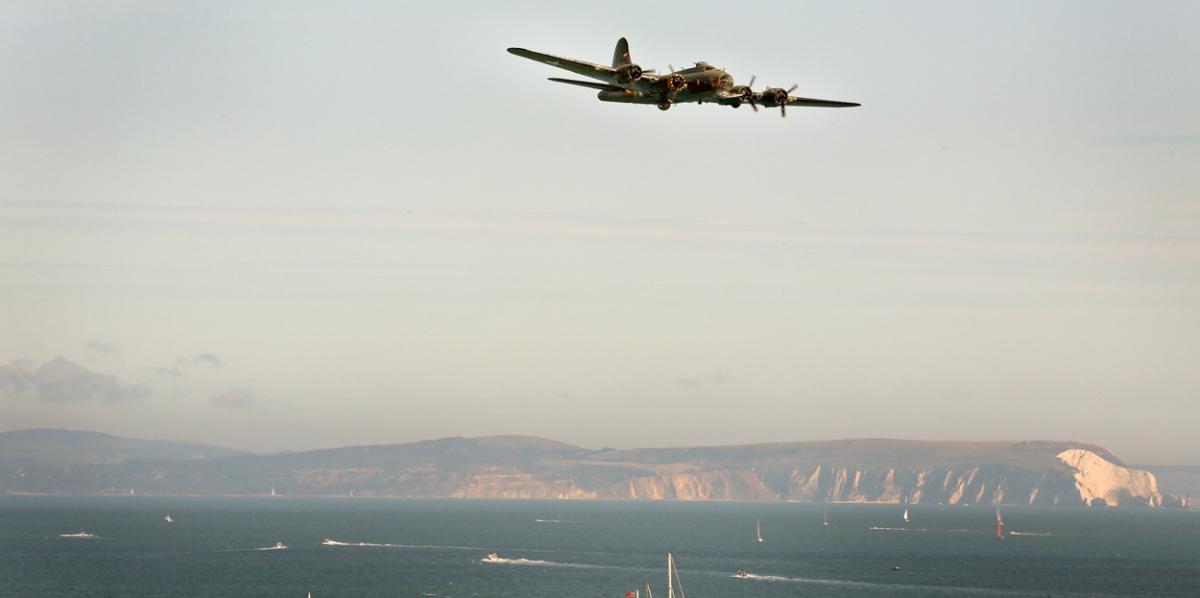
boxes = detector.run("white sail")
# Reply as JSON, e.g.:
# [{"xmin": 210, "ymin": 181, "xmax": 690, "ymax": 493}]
[
  {"xmin": 756, "ymin": 519, "xmax": 763, "ymax": 543},
  {"xmin": 903, "ymin": 508, "xmax": 909, "ymax": 523}
]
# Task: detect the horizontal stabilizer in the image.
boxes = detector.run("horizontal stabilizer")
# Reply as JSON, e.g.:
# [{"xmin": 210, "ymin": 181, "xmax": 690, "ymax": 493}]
[{"xmin": 547, "ymin": 77, "xmax": 625, "ymax": 93}]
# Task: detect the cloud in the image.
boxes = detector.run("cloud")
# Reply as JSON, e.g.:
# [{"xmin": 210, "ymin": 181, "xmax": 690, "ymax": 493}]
[
  {"xmin": 177, "ymin": 353, "xmax": 222, "ymax": 369},
  {"xmin": 209, "ymin": 387, "xmax": 255, "ymax": 409},
  {"xmin": 0, "ymin": 357, "xmax": 148, "ymax": 403},
  {"xmin": 1102, "ymin": 135, "xmax": 1200, "ymax": 146},
  {"xmin": 675, "ymin": 373, "xmax": 731, "ymax": 389},
  {"xmin": 152, "ymin": 366, "xmax": 185, "ymax": 377},
  {"xmin": 85, "ymin": 340, "xmax": 117, "ymax": 356}
]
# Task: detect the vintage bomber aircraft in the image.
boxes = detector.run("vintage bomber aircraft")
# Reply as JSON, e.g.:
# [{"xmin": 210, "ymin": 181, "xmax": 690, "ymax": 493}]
[{"xmin": 507, "ymin": 38, "xmax": 860, "ymax": 116}]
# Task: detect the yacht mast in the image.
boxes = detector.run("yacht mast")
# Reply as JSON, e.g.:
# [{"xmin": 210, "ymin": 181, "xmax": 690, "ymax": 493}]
[{"xmin": 667, "ymin": 553, "xmax": 674, "ymax": 598}]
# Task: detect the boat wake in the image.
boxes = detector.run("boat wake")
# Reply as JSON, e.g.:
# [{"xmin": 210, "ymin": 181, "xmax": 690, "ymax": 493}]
[
  {"xmin": 868, "ymin": 527, "xmax": 970, "ymax": 533},
  {"xmin": 214, "ymin": 544, "xmax": 287, "ymax": 552},
  {"xmin": 58, "ymin": 532, "xmax": 97, "ymax": 539},
  {"xmin": 323, "ymin": 539, "xmax": 407, "ymax": 548},
  {"xmin": 1007, "ymin": 531, "xmax": 1053, "ymax": 537},
  {"xmin": 534, "ymin": 518, "xmax": 578, "ymax": 524},
  {"xmin": 322, "ymin": 538, "xmax": 483, "ymax": 551},
  {"xmin": 732, "ymin": 573, "xmax": 792, "ymax": 582},
  {"xmin": 479, "ymin": 553, "xmax": 598, "ymax": 568},
  {"xmin": 730, "ymin": 571, "xmax": 1038, "ymax": 595}
]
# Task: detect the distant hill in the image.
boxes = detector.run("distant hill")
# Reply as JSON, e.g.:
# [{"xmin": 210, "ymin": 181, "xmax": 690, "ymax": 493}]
[
  {"xmin": 0, "ymin": 430, "xmax": 1179, "ymax": 507},
  {"xmin": 0, "ymin": 429, "xmax": 247, "ymax": 467}
]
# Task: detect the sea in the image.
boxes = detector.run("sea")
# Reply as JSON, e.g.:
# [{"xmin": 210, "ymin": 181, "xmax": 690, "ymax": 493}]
[{"xmin": 2, "ymin": 496, "xmax": 1197, "ymax": 597}]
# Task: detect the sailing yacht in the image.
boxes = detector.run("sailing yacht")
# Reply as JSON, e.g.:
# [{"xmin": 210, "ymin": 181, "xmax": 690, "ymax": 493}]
[
  {"xmin": 665, "ymin": 553, "xmax": 686, "ymax": 598},
  {"xmin": 902, "ymin": 508, "xmax": 909, "ymax": 524},
  {"xmin": 756, "ymin": 520, "xmax": 764, "ymax": 543},
  {"xmin": 163, "ymin": 513, "xmax": 173, "ymax": 523},
  {"xmin": 823, "ymin": 508, "xmax": 829, "ymax": 527},
  {"xmin": 995, "ymin": 508, "xmax": 1005, "ymax": 540}
]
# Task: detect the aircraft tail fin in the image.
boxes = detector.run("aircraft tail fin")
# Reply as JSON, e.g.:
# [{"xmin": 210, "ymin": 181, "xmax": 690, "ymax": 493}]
[{"xmin": 612, "ymin": 37, "xmax": 631, "ymax": 68}]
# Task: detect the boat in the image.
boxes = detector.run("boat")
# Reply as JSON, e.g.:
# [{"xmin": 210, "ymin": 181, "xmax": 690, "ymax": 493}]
[
  {"xmin": 163, "ymin": 514, "xmax": 173, "ymax": 523},
  {"xmin": 665, "ymin": 552, "xmax": 685, "ymax": 598},
  {"xmin": 481, "ymin": 552, "xmax": 501, "ymax": 563},
  {"xmin": 59, "ymin": 529, "xmax": 96, "ymax": 538},
  {"xmin": 995, "ymin": 508, "xmax": 1005, "ymax": 540},
  {"xmin": 270, "ymin": 487, "xmax": 277, "ymax": 497},
  {"xmin": 823, "ymin": 508, "xmax": 829, "ymax": 527},
  {"xmin": 902, "ymin": 508, "xmax": 909, "ymax": 524},
  {"xmin": 273, "ymin": 541, "xmax": 286, "ymax": 550},
  {"xmin": 734, "ymin": 569, "xmax": 749, "ymax": 578},
  {"xmin": 755, "ymin": 519, "xmax": 764, "ymax": 543},
  {"xmin": 891, "ymin": 564, "xmax": 903, "ymax": 571}
]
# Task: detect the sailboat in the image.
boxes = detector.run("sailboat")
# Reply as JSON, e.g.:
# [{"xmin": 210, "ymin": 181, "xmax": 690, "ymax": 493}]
[
  {"xmin": 756, "ymin": 519, "xmax": 764, "ymax": 543},
  {"xmin": 902, "ymin": 508, "xmax": 909, "ymax": 524},
  {"xmin": 163, "ymin": 513, "xmax": 173, "ymax": 523},
  {"xmin": 270, "ymin": 487, "xmax": 277, "ymax": 497},
  {"xmin": 665, "ymin": 553, "xmax": 686, "ymax": 598},
  {"xmin": 823, "ymin": 508, "xmax": 829, "ymax": 527},
  {"xmin": 995, "ymin": 508, "xmax": 1005, "ymax": 540}
]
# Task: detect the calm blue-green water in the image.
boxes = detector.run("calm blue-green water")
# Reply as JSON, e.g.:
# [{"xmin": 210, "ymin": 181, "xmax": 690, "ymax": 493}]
[{"xmin": 2, "ymin": 497, "xmax": 1197, "ymax": 597}]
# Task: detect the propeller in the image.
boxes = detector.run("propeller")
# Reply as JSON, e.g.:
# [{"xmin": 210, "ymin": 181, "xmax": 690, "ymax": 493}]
[
  {"xmin": 745, "ymin": 75, "xmax": 758, "ymax": 112},
  {"xmin": 782, "ymin": 83, "xmax": 797, "ymax": 117},
  {"xmin": 760, "ymin": 83, "xmax": 799, "ymax": 117}
]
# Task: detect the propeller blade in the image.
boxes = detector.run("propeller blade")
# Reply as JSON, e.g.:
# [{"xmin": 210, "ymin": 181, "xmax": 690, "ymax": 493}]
[
  {"xmin": 748, "ymin": 75, "xmax": 756, "ymax": 88},
  {"xmin": 780, "ymin": 104, "xmax": 787, "ymax": 118},
  {"xmin": 787, "ymin": 84, "xmax": 798, "ymax": 94},
  {"xmin": 668, "ymin": 64, "xmax": 676, "ymax": 74},
  {"xmin": 750, "ymin": 103, "xmax": 759, "ymax": 113}
]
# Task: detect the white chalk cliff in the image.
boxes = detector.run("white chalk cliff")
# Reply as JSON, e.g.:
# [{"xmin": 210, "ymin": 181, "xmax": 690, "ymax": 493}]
[{"xmin": 1057, "ymin": 448, "xmax": 1161, "ymax": 507}]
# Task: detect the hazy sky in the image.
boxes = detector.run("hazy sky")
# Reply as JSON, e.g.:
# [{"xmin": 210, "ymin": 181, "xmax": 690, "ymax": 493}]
[{"xmin": 2, "ymin": 1, "xmax": 1198, "ymax": 463}]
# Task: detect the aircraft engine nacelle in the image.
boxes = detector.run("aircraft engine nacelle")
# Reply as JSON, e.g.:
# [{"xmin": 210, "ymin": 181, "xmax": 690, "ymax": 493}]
[
  {"xmin": 615, "ymin": 63, "xmax": 644, "ymax": 84},
  {"xmin": 660, "ymin": 73, "xmax": 686, "ymax": 94},
  {"xmin": 763, "ymin": 87, "xmax": 789, "ymax": 106}
]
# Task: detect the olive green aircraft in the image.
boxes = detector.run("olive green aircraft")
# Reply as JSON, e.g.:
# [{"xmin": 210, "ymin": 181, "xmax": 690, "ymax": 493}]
[{"xmin": 507, "ymin": 37, "xmax": 860, "ymax": 116}]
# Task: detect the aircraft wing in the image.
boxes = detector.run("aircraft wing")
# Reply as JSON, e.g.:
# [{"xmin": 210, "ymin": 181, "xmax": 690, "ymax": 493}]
[
  {"xmin": 786, "ymin": 96, "xmax": 861, "ymax": 108},
  {"xmin": 508, "ymin": 47, "xmax": 627, "ymax": 85},
  {"xmin": 548, "ymin": 78, "xmax": 626, "ymax": 93}
]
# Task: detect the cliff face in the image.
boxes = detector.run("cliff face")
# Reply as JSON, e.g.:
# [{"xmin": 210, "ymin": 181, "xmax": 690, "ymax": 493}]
[
  {"xmin": 0, "ymin": 432, "xmax": 1168, "ymax": 507},
  {"xmin": 1057, "ymin": 449, "xmax": 1161, "ymax": 507}
]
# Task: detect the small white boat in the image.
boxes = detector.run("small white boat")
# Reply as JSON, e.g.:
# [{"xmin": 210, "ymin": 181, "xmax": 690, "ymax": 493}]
[
  {"xmin": 163, "ymin": 514, "xmax": 173, "ymax": 523},
  {"xmin": 273, "ymin": 541, "xmax": 286, "ymax": 550},
  {"xmin": 756, "ymin": 519, "xmax": 764, "ymax": 543},
  {"xmin": 60, "ymin": 529, "xmax": 96, "ymax": 538},
  {"xmin": 902, "ymin": 508, "xmax": 909, "ymax": 524},
  {"xmin": 734, "ymin": 569, "xmax": 749, "ymax": 578},
  {"xmin": 481, "ymin": 552, "xmax": 501, "ymax": 563},
  {"xmin": 823, "ymin": 508, "xmax": 829, "ymax": 527}
]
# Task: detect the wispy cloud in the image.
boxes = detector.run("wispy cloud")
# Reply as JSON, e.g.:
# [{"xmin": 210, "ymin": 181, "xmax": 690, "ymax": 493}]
[
  {"xmin": 675, "ymin": 373, "xmax": 731, "ymax": 389},
  {"xmin": 85, "ymin": 339, "xmax": 117, "ymax": 356},
  {"xmin": 177, "ymin": 353, "xmax": 222, "ymax": 369},
  {"xmin": 0, "ymin": 203, "xmax": 787, "ymax": 244},
  {"xmin": 1102, "ymin": 135, "xmax": 1200, "ymax": 146},
  {"xmin": 0, "ymin": 357, "xmax": 147, "ymax": 403},
  {"xmin": 210, "ymin": 387, "xmax": 256, "ymax": 409}
]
